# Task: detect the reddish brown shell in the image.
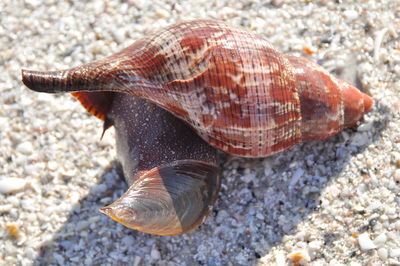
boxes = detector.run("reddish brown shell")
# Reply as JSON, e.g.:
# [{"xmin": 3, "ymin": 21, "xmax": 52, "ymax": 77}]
[{"xmin": 22, "ymin": 20, "xmax": 373, "ymax": 158}]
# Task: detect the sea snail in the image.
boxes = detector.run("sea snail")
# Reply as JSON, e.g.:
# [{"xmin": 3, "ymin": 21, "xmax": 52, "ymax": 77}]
[{"xmin": 22, "ymin": 20, "xmax": 373, "ymax": 235}]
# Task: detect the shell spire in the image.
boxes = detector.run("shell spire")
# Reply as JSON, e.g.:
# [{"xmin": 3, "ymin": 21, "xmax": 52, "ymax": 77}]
[
  {"xmin": 21, "ymin": 61, "xmax": 112, "ymax": 94},
  {"xmin": 22, "ymin": 19, "xmax": 373, "ymax": 158},
  {"xmin": 287, "ymin": 55, "xmax": 373, "ymax": 141}
]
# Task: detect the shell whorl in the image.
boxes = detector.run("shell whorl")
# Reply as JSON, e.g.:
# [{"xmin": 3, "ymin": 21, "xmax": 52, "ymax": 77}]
[{"xmin": 22, "ymin": 19, "xmax": 373, "ymax": 157}]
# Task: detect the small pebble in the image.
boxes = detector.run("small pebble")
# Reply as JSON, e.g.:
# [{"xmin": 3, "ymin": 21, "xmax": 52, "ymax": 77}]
[
  {"xmin": 390, "ymin": 248, "xmax": 400, "ymax": 258},
  {"xmin": 271, "ymin": 0, "xmax": 284, "ymax": 7},
  {"xmin": 343, "ymin": 10, "xmax": 359, "ymax": 21},
  {"xmin": 75, "ymin": 220, "xmax": 90, "ymax": 231},
  {"xmin": 357, "ymin": 121, "xmax": 373, "ymax": 132},
  {"xmin": 151, "ymin": 246, "xmax": 161, "ymax": 261},
  {"xmin": 24, "ymin": 248, "xmax": 37, "ymax": 260},
  {"xmin": 351, "ymin": 133, "xmax": 369, "ymax": 147},
  {"xmin": 84, "ymin": 257, "xmax": 93, "ymax": 265},
  {"xmin": 88, "ymin": 216, "xmax": 100, "ymax": 224},
  {"xmin": 0, "ymin": 178, "xmax": 27, "ymax": 194},
  {"xmin": 358, "ymin": 232, "xmax": 377, "ymax": 251},
  {"xmin": 394, "ymin": 220, "xmax": 400, "ymax": 230},
  {"xmin": 394, "ymin": 169, "xmax": 400, "ymax": 182},
  {"xmin": 92, "ymin": 184, "xmax": 107, "ymax": 194},
  {"xmin": 289, "ymin": 168, "xmax": 305, "ymax": 189},
  {"xmin": 367, "ymin": 201, "xmax": 381, "ymax": 211},
  {"xmin": 216, "ymin": 210, "xmax": 229, "ymax": 224},
  {"xmin": 53, "ymin": 253, "xmax": 65, "ymax": 265},
  {"xmin": 274, "ymin": 250, "xmax": 286, "ymax": 265},
  {"xmin": 287, "ymin": 250, "xmax": 310, "ymax": 264},
  {"xmin": 389, "ymin": 259, "xmax": 400, "ymax": 265},
  {"xmin": 0, "ymin": 204, "xmax": 13, "ymax": 213},
  {"xmin": 5, "ymin": 224, "xmax": 21, "ymax": 239},
  {"xmin": 133, "ymin": 256, "xmax": 142, "ymax": 266},
  {"xmin": 373, "ymin": 232, "xmax": 387, "ymax": 246},
  {"xmin": 378, "ymin": 248, "xmax": 388, "ymax": 260},
  {"xmin": 308, "ymin": 240, "xmax": 322, "ymax": 251},
  {"xmin": 156, "ymin": 8, "xmax": 169, "ymax": 18},
  {"xmin": 112, "ymin": 29, "xmax": 126, "ymax": 44},
  {"xmin": 47, "ymin": 161, "xmax": 58, "ymax": 171},
  {"xmin": 241, "ymin": 173, "xmax": 254, "ymax": 183},
  {"xmin": 16, "ymin": 141, "xmax": 33, "ymax": 155},
  {"xmin": 256, "ymin": 212, "xmax": 265, "ymax": 220}
]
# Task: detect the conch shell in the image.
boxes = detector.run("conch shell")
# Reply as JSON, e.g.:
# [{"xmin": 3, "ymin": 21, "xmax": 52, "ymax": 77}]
[{"xmin": 22, "ymin": 20, "xmax": 373, "ymax": 157}]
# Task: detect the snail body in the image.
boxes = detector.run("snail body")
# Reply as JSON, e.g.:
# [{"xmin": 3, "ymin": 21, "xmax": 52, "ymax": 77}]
[
  {"xmin": 73, "ymin": 91, "xmax": 221, "ymax": 236},
  {"xmin": 22, "ymin": 19, "xmax": 373, "ymax": 157}
]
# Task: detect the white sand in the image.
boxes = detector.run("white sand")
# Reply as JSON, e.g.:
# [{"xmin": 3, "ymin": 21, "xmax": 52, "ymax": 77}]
[{"xmin": 1, "ymin": 0, "xmax": 399, "ymax": 265}]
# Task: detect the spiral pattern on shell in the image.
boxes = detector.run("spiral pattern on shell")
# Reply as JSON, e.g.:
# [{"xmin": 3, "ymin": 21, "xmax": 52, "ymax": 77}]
[{"xmin": 22, "ymin": 19, "xmax": 373, "ymax": 157}]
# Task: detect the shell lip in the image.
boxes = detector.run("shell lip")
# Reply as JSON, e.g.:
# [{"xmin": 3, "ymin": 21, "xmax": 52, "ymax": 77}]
[{"xmin": 99, "ymin": 159, "xmax": 221, "ymax": 236}]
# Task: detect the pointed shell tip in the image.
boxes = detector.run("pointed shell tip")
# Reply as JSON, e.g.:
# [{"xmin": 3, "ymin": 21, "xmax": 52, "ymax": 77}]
[{"xmin": 363, "ymin": 94, "xmax": 374, "ymax": 113}]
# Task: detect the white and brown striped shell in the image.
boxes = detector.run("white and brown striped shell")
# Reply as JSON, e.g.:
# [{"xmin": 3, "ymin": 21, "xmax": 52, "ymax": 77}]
[{"xmin": 22, "ymin": 19, "xmax": 373, "ymax": 158}]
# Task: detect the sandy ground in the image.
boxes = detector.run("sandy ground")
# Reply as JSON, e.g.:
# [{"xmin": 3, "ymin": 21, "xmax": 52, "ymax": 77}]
[{"xmin": 1, "ymin": 0, "xmax": 399, "ymax": 265}]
